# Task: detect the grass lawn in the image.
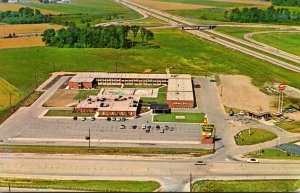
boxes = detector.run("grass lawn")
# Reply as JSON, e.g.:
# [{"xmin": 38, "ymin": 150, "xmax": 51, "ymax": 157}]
[
  {"xmin": 278, "ymin": 121, "xmax": 300, "ymax": 133},
  {"xmin": 141, "ymin": 86, "xmax": 167, "ymax": 104},
  {"xmin": 1, "ymin": 28, "xmax": 300, "ymax": 120},
  {"xmin": 73, "ymin": 89, "xmax": 100, "ymax": 100},
  {"xmin": 153, "ymin": 112, "xmax": 205, "ymax": 123},
  {"xmin": 234, "ymin": 128, "xmax": 277, "ymax": 145},
  {"xmin": 192, "ymin": 180, "xmax": 300, "ymax": 192},
  {"xmin": 0, "ymin": 178, "xmax": 160, "ymax": 192},
  {"xmin": 253, "ymin": 32, "xmax": 300, "ymax": 57},
  {"xmin": 246, "ymin": 148, "xmax": 300, "ymax": 160},
  {"xmin": 0, "ymin": 145, "xmax": 214, "ymax": 157},
  {"xmin": 45, "ymin": 110, "xmax": 94, "ymax": 117}
]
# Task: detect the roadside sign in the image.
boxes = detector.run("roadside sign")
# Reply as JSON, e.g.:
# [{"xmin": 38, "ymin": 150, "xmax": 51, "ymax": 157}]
[{"xmin": 278, "ymin": 83, "xmax": 286, "ymax": 91}]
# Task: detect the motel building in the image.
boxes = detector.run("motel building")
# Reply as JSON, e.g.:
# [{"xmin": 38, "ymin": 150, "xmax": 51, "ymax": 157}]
[{"xmin": 69, "ymin": 73, "xmax": 196, "ymax": 116}]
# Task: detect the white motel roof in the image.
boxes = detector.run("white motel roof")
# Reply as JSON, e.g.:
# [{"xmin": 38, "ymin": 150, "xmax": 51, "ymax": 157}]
[{"xmin": 167, "ymin": 91, "xmax": 194, "ymax": 101}]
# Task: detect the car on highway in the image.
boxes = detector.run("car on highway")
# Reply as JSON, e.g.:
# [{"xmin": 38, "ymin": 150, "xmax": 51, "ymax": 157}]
[
  {"xmin": 247, "ymin": 158, "xmax": 259, "ymax": 163},
  {"xmin": 119, "ymin": 125, "xmax": 126, "ymax": 129},
  {"xmin": 81, "ymin": 117, "xmax": 86, "ymax": 121},
  {"xmin": 195, "ymin": 161, "xmax": 206, "ymax": 165}
]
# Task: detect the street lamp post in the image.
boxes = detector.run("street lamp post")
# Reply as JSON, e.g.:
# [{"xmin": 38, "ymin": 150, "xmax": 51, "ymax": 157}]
[{"xmin": 85, "ymin": 129, "xmax": 91, "ymax": 148}]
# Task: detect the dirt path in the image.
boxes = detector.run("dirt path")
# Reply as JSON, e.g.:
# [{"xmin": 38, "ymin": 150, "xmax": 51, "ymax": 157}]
[{"xmin": 219, "ymin": 75, "xmax": 276, "ymax": 112}]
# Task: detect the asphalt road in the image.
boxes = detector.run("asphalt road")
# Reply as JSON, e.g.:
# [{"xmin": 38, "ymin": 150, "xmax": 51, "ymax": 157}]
[{"xmin": 1, "ymin": 153, "xmax": 300, "ymax": 192}]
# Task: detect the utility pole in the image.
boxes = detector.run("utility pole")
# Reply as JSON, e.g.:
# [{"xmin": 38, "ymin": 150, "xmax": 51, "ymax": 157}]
[
  {"xmin": 8, "ymin": 183, "xmax": 11, "ymax": 192},
  {"xmin": 88, "ymin": 129, "xmax": 90, "ymax": 148},
  {"xmin": 189, "ymin": 173, "xmax": 193, "ymax": 192}
]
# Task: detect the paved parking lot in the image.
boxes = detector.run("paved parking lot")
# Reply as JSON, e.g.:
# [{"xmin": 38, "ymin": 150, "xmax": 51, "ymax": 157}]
[{"xmin": 0, "ymin": 76, "xmax": 214, "ymax": 148}]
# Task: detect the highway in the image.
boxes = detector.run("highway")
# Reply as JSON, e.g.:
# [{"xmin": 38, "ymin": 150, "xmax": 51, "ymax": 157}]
[
  {"xmin": 115, "ymin": 0, "xmax": 300, "ymax": 74},
  {"xmin": 1, "ymin": 153, "xmax": 300, "ymax": 192}
]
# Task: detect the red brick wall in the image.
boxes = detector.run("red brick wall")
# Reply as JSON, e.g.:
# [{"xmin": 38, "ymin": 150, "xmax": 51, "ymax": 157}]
[
  {"xmin": 167, "ymin": 100, "xmax": 194, "ymax": 108},
  {"xmin": 69, "ymin": 82, "xmax": 80, "ymax": 89},
  {"xmin": 82, "ymin": 82, "xmax": 93, "ymax": 89}
]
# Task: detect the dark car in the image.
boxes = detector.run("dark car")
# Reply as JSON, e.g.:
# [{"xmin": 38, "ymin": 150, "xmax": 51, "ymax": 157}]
[
  {"xmin": 195, "ymin": 161, "xmax": 206, "ymax": 165},
  {"xmin": 194, "ymin": 84, "xmax": 201, "ymax": 88},
  {"xmin": 73, "ymin": 116, "xmax": 78, "ymax": 120},
  {"xmin": 132, "ymin": 125, "xmax": 137, "ymax": 129},
  {"xmin": 155, "ymin": 125, "xmax": 160, "ymax": 130}
]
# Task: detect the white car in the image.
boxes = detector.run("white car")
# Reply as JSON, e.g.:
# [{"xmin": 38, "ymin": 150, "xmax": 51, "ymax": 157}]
[
  {"xmin": 247, "ymin": 158, "xmax": 259, "ymax": 163},
  {"xmin": 81, "ymin": 117, "xmax": 86, "ymax": 121}
]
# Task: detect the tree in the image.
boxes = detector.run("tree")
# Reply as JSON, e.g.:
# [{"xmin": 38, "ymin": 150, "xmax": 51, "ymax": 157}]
[
  {"xmin": 43, "ymin": 28, "xmax": 56, "ymax": 45},
  {"xmin": 140, "ymin": 27, "xmax": 147, "ymax": 45},
  {"xmin": 130, "ymin": 25, "xmax": 140, "ymax": 47},
  {"xmin": 145, "ymin": 30, "xmax": 154, "ymax": 44}
]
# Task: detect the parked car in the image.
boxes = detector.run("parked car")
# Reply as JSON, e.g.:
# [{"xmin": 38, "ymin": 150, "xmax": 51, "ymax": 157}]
[
  {"xmin": 155, "ymin": 125, "xmax": 160, "ymax": 130},
  {"xmin": 146, "ymin": 128, "xmax": 150, "ymax": 133},
  {"xmin": 117, "ymin": 117, "xmax": 122, "ymax": 122},
  {"xmin": 247, "ymin": 158, "xmax": 259, "ymax": 163},
  {"xmin": 210, "ymin": 79, "xmax": 216, "ymax": 82},
  {"xmin": 107, "ymin": 117, "xmax": 111, "ymax": 121},
  {"xmin": 142, "ymin": 125, "xmax": 146, "ymax": 129},
  {"xmin": 195, "ymin": 161, "xmax": 206, "ymax": 165},
  {"xmin": 164, "ymin": 125, "xmax": 169, "ymax": 130},
  {"xmin": 73, "ymin": 116, "xmax": 78, "ymax": 120},
  {"xmin": 90, "ymin": 117, "xmax": 95, "ymax": 121},
  {"xmin": 239, "ymin": 111, "xmax": 245, "ymax": 116},
  {"xmin": 119, "ymin": 125, "xmax": 126, "ymax": 129},
  {"xmin": 160, "ymin": 129, "xmax": 165, "ymax": 133},
  {"xmin": 147, "ymin": 125, "xmax": 151, "ymax": 129},
  {"xmin": 132, "ymin": 125, "xmax": 137, "ymax": 129},
  {"xmin": 121, "ymin": 117, "xmax": 126, "ymax": 121},
  {"xmin": 169, "ymin": 127, "xmax": 174, "ymax": 131},
  {"xmin": 111, "ymin": 117, "xmax": 116, "ymax": 121},
  {"xmin": 134, "ymin": 115, "xmax": 141, "ymax": 119},
  {"xmin": 81, "ymin": 117, "xmax": 86, "ymax": 121}
]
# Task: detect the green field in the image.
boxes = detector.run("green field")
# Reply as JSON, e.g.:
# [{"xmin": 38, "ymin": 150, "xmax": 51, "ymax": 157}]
[
  {"xmin": 253, "ymin": 32, "xmax": 300, "ymax": 57},
  {"xmin": 192, "ymin": 180, "xmax": 300, "ymax": 192},
  {"xmin": 278, "ymin": 121, "xmax": 300, "ymax": 133},
  {"xmin": 0, "ymin": 145, "xmax": 213, "ymax": 157},
  {"xmin": 0, "ymin": 178, "xmax": 160, "ymax": 192},
  {"xmin": 18, "ymin": 0, "xmax": 140, "ymax": 27},
  {"xmin": 215, "ymin": 26, "xmax": 277, "ymax": 39},
  {"xmin": 246, "ymin": 148, "xmax": 300, "ymax": 160},
  {"xmin": 74, "ymin": 89, "xmax": 100, "ymax": 100},
  {"xmin": 234, "ymin": 128, "xmax": 277, "ymax": 145},
  {"xmin": 168, "ymin": 8, "xmax": 226, "ymax": 23},
  {"xmin": 1, "ymin": 28, "xmax": 300, "ymax": 120},
  {"xmin": 153, "ymin": 112, "xmax": 205, "ymax": 123},
  {"xmin": 45, "ymin": 110, "xmax": 95, "ymax": 117},
  {"xmin": 20, "ymin": 0, "xmax": 139, "ymax": 16},
  {"xmin": 157, "ymin": 0, "xmax": 254, "ymax": 8}
]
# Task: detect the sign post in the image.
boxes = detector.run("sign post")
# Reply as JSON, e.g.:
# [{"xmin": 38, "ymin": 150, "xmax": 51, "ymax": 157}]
[{"xmin": 278, "ymin": 83, "xmax": 286, "ymax": 114}]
